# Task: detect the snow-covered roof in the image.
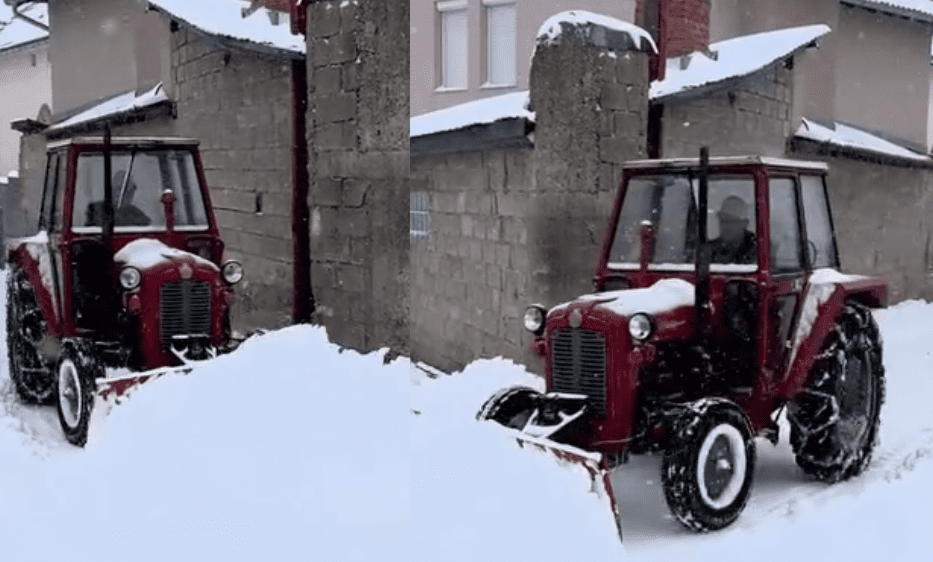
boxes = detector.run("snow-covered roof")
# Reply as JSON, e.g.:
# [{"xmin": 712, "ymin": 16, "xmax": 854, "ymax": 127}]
[
  {"xmin": 410, "ymin": 91, "xmax": 532, "ymax": 138},
  {"xmin": 795, "ymin": 118, "xmax": 931, "ymax": 162},
  {"xmin": 48, "ymin": 83, "xmax": 170, "ymax": 132},
  {"xmin": 651, "ymin": 24, "xmax": 831, "ymax": 102},
  {"xmin": 843, "ymin": 0, "xmax": 933, "ymax": 22},
  {"xmin": 145, "ymin": 0, "xmax": 304, "ymax": 56},
  {"xmin": 0, "ymin": 2, "xmax": 47, "ymax": 53},
  {"xmin": 536, "ymin": 10, "xmax": 657, "ymax": 53}
]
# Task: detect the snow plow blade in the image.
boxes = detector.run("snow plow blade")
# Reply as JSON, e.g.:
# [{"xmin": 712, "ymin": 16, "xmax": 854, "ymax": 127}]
[
  {"xmin": 95, "ymin": 365, "xmax": 194, "ymax": 402},
  {"xmin": 512, "ymin": 432, "xmax": 623, "ymax": 542},
  {"xmin": 477, "ymin": 388, "xmax": 623, "ymax": 542}
]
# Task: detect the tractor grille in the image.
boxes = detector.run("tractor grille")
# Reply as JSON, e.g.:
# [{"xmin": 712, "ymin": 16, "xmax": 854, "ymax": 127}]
[
  {"xmin": 160, "ymin": 280, "xmax": 211, "ymax": 345},
  {"xmin": 551, "ymin": 329, "xmax": 607, "ymax": 416}
]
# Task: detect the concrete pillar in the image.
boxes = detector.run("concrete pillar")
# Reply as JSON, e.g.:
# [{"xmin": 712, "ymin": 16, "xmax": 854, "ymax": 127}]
[
  {"xmin": 305, "ymin": 0, "xmax": 409, "ymax": 355},
  {"xmin": 528, "ymin": 15, "xmax": 652, "ymax": 307}
]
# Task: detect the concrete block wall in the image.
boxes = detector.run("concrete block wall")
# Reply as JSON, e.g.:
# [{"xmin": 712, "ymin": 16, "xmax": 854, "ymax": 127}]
[
  {"xmin": 410, "ymin": 148, "xmax": 537, "ymax": 373},
  {"xmin": 410, "ymin": 32, "xmax": 651, "ymax": 373},
  {"xmin": 662, "ymin": 63, "xmax": 792, "ymax": 158},
  {"xmin": 170, "ymin": 28, "xmax": 296, "ymax": 331},
  {"xmin": 306, "ymin": 0, "xmax": 409, "ymax": 355},
  {"xmin": 788, "ymin": 144, "xmax": 933, "ymax": 302}
]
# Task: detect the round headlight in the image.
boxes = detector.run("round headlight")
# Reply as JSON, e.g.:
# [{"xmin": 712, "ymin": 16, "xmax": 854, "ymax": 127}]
[
  {"xmin": 119, "ymin": 266, "xmax": 141, "ymax": 290},
  {"xmin": 222, "ymin": 260, "xmax": 243, "ymax": 284},
  {"xmin": 523, "ymin": 305, "xmax": 546, "ymax": 334},
  {"xmin": 628, "ymin": 313, "xmax": 653, "ymax": 341}
]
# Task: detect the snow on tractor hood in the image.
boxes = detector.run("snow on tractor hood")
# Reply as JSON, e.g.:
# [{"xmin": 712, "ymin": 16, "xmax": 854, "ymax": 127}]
[
  {"xmin": 551, "ymin": 278, "xmax": 695, "ymax": 318},
  {"xmin": 114, "ymin": 239, "xmax": 218, "ymax": 271}
]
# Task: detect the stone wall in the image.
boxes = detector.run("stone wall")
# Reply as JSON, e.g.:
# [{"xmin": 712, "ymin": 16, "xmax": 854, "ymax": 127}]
[
  {"xmin": 661, "ymin": 63, "xmax": 792, "ymax": 158},
  {"xmin": 305, "ymin": 0, "xmax": 409, "ymax": 354}
]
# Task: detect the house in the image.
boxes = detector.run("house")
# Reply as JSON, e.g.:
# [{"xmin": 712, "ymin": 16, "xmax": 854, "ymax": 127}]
[
  {"xmin": 0, "ymin": 1, "xmax": 49, "ymax": 236},
  {"xmin": 7, "ymin": 0, "xmax": 313, "ymax": 331},
  {"xmin": 413, "ymin": 0, "xmax": 933, "ymax": 156}
]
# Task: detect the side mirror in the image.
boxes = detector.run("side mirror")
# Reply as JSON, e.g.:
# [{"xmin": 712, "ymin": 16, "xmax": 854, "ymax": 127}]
[{"xmin": 161, "ymin": 190, "xmax": 176, "ymax": 232}]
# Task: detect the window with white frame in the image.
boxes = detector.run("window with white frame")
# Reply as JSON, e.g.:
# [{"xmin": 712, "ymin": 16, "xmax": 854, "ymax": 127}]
[
  {"xmin": 484, "ymin": 0, "xmax": 516, "ymax": 87},
  {"xmin": 437, "ymin": 1, "xmax": 468, "ymax": 90},
  {"xmin": 411, "ymin": 192, "xmax": 431, "ymax": 240}
]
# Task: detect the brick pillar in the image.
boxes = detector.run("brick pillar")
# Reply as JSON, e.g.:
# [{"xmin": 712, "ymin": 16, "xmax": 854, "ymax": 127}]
[
  {"xmin": 305, "ymin": 0, "xmax": 409, "ymax": 354},
  {"xmin": 528, "ymin": 15, "xmax": 651, "ymax": 308}
]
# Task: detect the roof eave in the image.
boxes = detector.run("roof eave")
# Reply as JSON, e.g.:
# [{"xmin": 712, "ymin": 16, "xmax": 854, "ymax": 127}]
[
  {"xmin": 45, "ymin": 100, "xmax": 176, "ymax": 140},
  {"xmin": 789, "ymin": 135, "xmax": 933, "ymax": 168},
  {"xmin": 411, "ymin": 117, "xmax": 534, "ymax": 156},
  {"xmin": 841, "ymin": 0, "xmax": 933, "ymax": 25},
  {"xmin": 0, "ymin": 35, "xmax": 48, "ymax": 56},
  {"xmin": 145, "ymin": 3, "xmax": 305, "ymax": 60},
  {"xmin": 652, "ymin": 39, "xmax": 819, "ymax": 106}
]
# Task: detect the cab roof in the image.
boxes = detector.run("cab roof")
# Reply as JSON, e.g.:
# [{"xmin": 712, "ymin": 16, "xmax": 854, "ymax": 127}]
[
  {"xmin": 624, "ymin": 155, "xmax": 828, "ymax": 172},
  {"xmin": 47, "ymin": 136, "xmax": 201, "ymax": 150}
]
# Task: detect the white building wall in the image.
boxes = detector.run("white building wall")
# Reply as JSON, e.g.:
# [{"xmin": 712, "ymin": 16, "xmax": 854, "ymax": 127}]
[{"xmin": 0, "ymin": 41, "xmax": 51, "ymax": 176}]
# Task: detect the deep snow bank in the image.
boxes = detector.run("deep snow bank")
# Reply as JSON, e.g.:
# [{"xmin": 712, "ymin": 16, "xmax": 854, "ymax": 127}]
[{"xmin": 0, "ymin": 308, "xmax": 408, "ymax": 561}]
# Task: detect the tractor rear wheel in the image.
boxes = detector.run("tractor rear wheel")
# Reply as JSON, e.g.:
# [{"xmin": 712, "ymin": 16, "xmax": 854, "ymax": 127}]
[
  {"xmin": 6, "ymin": 268, "xmax": 54, "ymax": 404},
  {"xmin": 662, "ymin": 400, "xmax": 756, "ymax": 532},
  {"xmin": 56, "ymin": 342, "xmax": 102, "ymax": 447},
  {"xmin": 476, "ymin": 386, "xmax": 540, "ymax": 429},
  {"xmin": 788, "ymin": 303, "xmax": 884, "ymax": 483}
]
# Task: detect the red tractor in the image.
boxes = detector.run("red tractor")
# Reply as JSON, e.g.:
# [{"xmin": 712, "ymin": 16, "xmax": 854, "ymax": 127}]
[
  {"xmin": 6, "ymin": 134, "xmax": 243, "ymax": 446},
  {"xmin": 479, "ymin": 150, "xmax": 886, "ymax": 536}
]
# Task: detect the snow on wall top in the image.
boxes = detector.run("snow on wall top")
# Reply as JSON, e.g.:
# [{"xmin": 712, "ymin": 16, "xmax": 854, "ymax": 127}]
[
  {"xmin": 0, "ymin": 3, "xmax": 48, "ymax": 52},
  {"xmin": 795, "ymin": 118, "xmax": 931, "ymax": 162},
  {"xmin": 115, "ymin": 238, "xmax": 218, "ymax": 271},
  {"xmin": 410, "ymin": 90, "xmax": 532, "ymax": 139},
  {"xmin": 536, "ymin": 10, "xmax": 657, "ymax": 53},
  {"xmin": 651, "ymin": 24, "xmax": 830, "ymax": 101},
  {"xmin": 48, "ymin": 83, "xmax": 169, "ymax": 132},
  {"xmin": 146, "ymin": 0, "xmax": 305, "ymax": 55}
]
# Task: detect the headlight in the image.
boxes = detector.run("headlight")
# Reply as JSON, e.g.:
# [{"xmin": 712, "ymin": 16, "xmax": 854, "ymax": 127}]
[
  {"xmin": 119, "ymin": 266, "xmax": 141, "ymax": 290},
  {"xmin": 628, "ymin": 313, "xmax": 653, "ymax": 341},
  {"xmin": 222, "ymin": 260, "xmax": 243, "ymax": 284},
  {"xmin": 523, "ymin": 305, "xmax": 546, "ymax": 335}
]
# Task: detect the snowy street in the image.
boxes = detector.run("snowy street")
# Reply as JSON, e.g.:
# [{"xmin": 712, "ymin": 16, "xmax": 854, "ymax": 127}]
[{"xmin": 2, "ymin": 260, "xmax": 933, "ymax": 560}]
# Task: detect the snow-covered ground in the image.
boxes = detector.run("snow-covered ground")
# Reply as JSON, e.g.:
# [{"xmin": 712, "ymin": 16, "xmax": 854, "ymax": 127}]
[
  {"xmin": 3, "ymin": 260, "xmax": 933, "ymax": 560},
  {"xmin": 0, "ymin": 269, "xmax": 408, "ymax": 561}
]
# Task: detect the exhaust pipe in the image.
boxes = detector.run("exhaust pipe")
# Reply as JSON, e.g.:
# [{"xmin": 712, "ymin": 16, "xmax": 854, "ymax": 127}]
[{"xmin": 695, "ymin": 147, "xmax": 711, "ymax": 342}]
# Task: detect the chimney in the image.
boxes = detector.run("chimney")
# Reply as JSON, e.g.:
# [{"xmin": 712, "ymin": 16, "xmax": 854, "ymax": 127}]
[{"xmin": 637, "ymin": 0, "xmax": 711, "ymax": 80}]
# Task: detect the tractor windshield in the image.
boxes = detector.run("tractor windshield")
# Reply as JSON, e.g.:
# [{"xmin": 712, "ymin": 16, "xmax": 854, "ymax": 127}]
[
  {"xmin": 608, "ymin": 174, "xmax": 757, "ymax": 271},
  {"xmin": 72, "ymin": 149, "xmax": 209, "ymax": 233}
]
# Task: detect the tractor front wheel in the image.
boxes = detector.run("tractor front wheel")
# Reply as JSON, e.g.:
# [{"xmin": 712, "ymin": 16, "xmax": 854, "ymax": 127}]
[
  {"xmin": 789, "ymin": 303, "xmax": 884, "ymax": 483},
  {"xmin": 56, "ymin": 342, "xmax": 102, "ymax": 447},
  {"xmin": 662, "ymin": 401, "xmax": 756, "ymax": 532}
]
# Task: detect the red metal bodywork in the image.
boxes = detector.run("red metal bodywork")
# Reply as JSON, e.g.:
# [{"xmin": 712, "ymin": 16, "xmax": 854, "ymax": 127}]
[
  {"xmin": 533, "ymin": 156, "xmax": 887, "ymax": 456},
  {"xmin": 7, "ymin": 137, "xmax": 236, "ymax": 372}
]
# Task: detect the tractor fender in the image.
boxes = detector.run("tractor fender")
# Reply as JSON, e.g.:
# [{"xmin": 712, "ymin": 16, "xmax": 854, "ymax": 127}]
[
  {"xmin": 7, "ymin": 233, "xmax": 63, "ymax": 337},
  {"xmin": 779, "ymin": 270, "xmax": 887, "ymax": 399}
]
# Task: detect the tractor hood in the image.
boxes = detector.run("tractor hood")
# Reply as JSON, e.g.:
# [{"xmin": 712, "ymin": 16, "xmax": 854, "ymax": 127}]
[
  {"xmin": 114, "ymin": 238, "xmax": 219, "ymax": 273},
  {"xmin": 547, "ymin": 278, "xmax": 696, "ymax": 338}
]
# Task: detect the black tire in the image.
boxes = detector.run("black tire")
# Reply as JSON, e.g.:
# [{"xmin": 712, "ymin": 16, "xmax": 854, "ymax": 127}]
[
  {"xmin": 788, "ymin": 302, "xmax": 884, "ymax": 483},
  {"xmin": 476, "ymin": 386, "xmax": 540, "ymax": 429},
  {"xmin": 662, "ymin": 401, "xmax": 756, "ymax": 532},
  {"xmin": 56, "ymin": 341, "xmax": 101, "ymax": 447},
  {"xmin": 6, "ymin": 267, "xmax": 54, "ymax": 404}
]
